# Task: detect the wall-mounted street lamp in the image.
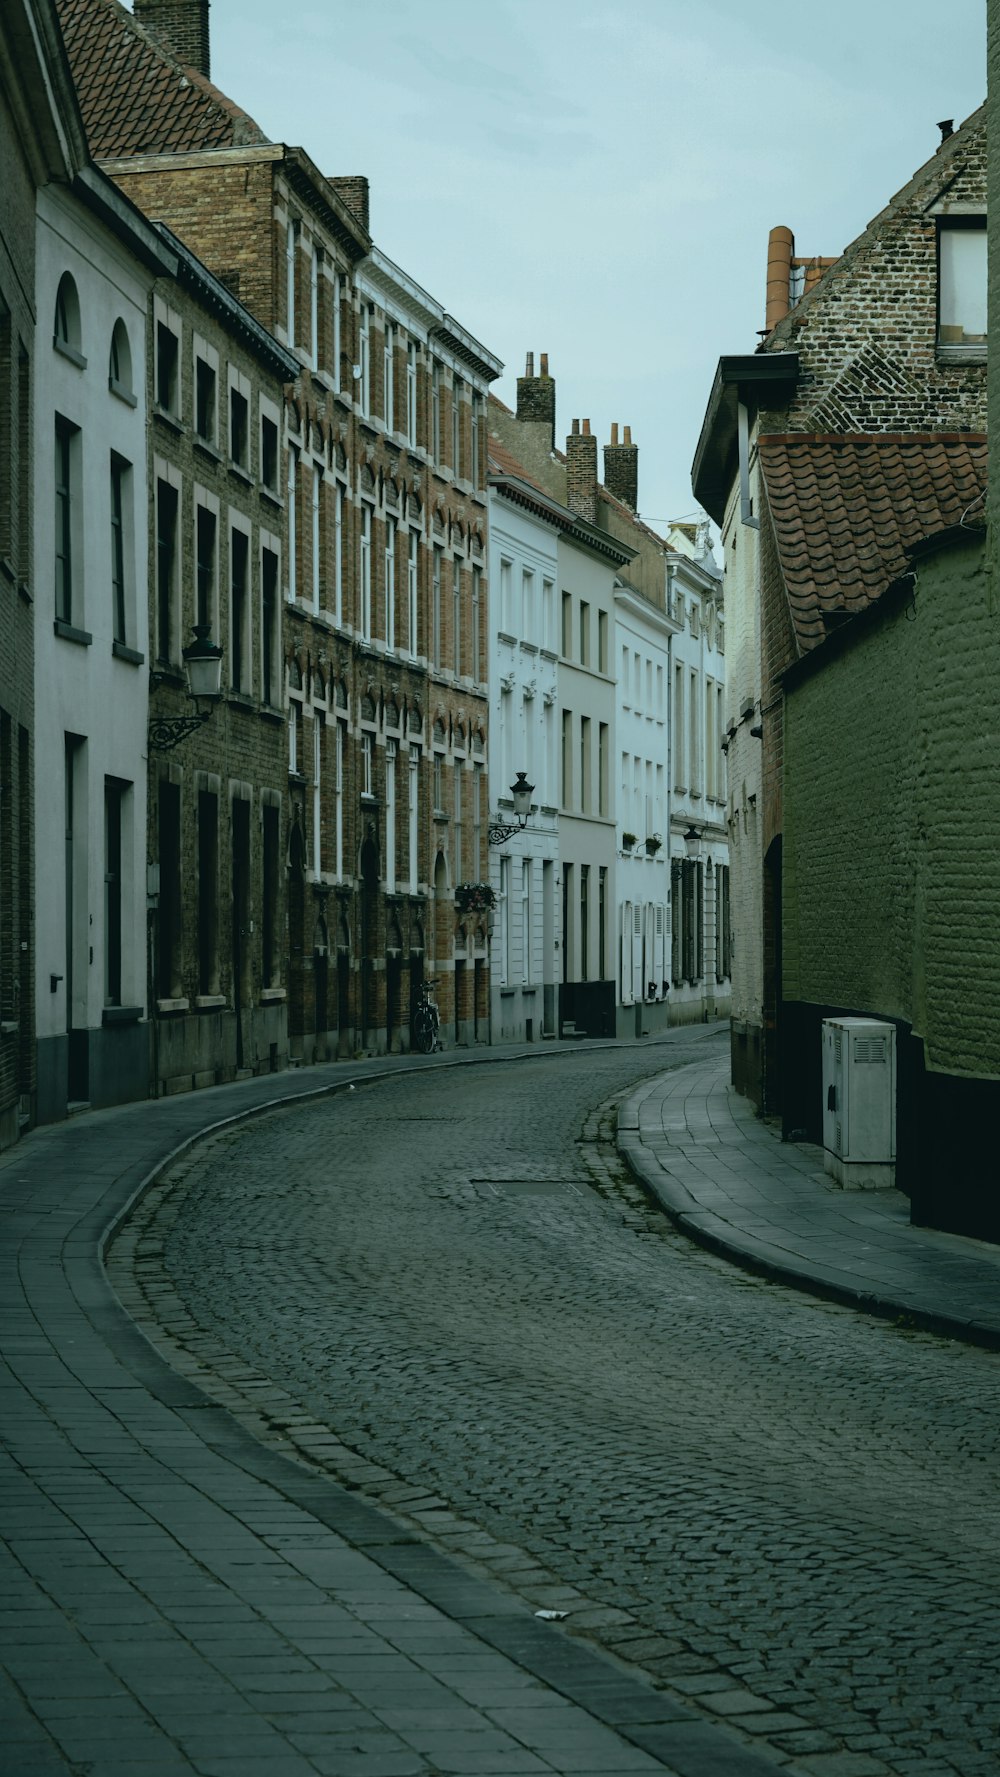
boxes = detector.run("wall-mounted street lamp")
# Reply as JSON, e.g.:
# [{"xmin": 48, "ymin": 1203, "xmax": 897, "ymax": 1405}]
[
  {"xmin": 684, "ymin": 825, "xmax": 702, "ymax": 861},
  {"xmin": 489, "ymin": 772, "xmax": 535, "ymax": 847},
  {"xmin": 148, "ymin": 624, "xmax": 224, "ymax": 753}
]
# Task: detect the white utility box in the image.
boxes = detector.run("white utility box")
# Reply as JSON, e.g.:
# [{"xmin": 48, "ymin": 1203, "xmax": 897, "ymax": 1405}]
[{"xmin": 821, "ymin": 1017, "xmax": 896, "ymax": 1189}]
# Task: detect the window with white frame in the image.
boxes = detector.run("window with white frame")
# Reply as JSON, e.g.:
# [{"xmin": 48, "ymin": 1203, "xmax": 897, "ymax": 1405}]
[
  {"xmin": 360, "ymin": 503, "xmax": 372, "ymax": 639},
  {"xmin": 451, "ymin": 374, "xmax": 462, "ymax": 474},
  {"xmin": 471, "ymin": 567, "xmax": 481, "ymax": 683},
  {"xmin": 383, "ymin": 322, "xmax": 395, "ymax": 431},
  {"xmin": 542, "ymin": 577, "xmax": 553, "ymax": 651},
  {"xmin": 938, "ymin": 219, "xmax": 987, "ymax": 350},
  {"xmin": 313, "ymin": 713, "xmax": 323, "ymax": 875},
  {"xmin": 359, "ymin": 305, "xmax": 371, "ymax": 416},
  {"xmin": 470, "ymin": 393, "xmax": 481, "ymax": 488},
  {"xmin": 311, "ymin": 464, "xmax": 322, "ymax": 614},
  {"xmin": 333, "ymin": 481, "xmax": 344, "ymax": 624},
  {"xmin": 688, "ymin": 668, "xmax": 699, "ymax": 793},
  {"xmin": 521, "ymin": 568, "xmax": 534, "ymax": 646},
  {"xmin": 453, "ymin": 760, "xmax": 463, "ymax": 881},
  {"xmin": 385, "ymin": 738, "xmax": 397, "ymax": 891},
  {"xmin": 453, "ymin": 560, "xmax": 462, "ymax": 676},
  {"xmin": 155, "ymin": 469, "xmax": 179, "ymax": 664},
  {"xmin": 408, "ymin": 743, "xmax": 420, "ymax": 891},
  {"xmin": 109, "ymin": 452, "xmax": 132, "ymax": 648},
  {"xmin": 260, "ymin": 404, "xmax": 279, "ymax": 493},
  {"xmin": 433, "ymin": 750, "xmax": 444, "ymax": 814},
  {"xmin": 261, "ymin": 542, "xmax": 279, "ymax": 706},
  {"xmin": 310, "ymin": 244, "xmax": 321, "ymax": 371},
  {"xmin": 673, "ymin": 662, "xmax": 684, "ymax": 789},
  {"xmin": 472, "ymin": 762, "xmax": 482, "ymax": 874},
  {"xmin": 598, "ymin": 610, "xmax": 608, "ymax": 674},
  {"xmin": 500, "ymin": 558, "xmax": 512, "ymax": 633},
  {"xmin": 406, "ymin": 339, "xmax": 417, "ymax": 445},
  {"xmin": 230, "ymin": 522, "xmax": 250, "ymax": 692},
  {"xmin": 431, "ymin": 359, "xmax": 442, "ymax": 460},
  {"xmin": 286, "ymin": 443, "xmax": 299, "ymax": 600},
  {"xmin": 229, "ymin": 372, "xmax": 250, "ymax": 471},
  {"xmin": 521, "ymin": 858, "xmax": 531, "ymax": 984},
  {"xmin": 332, "ymin": 270, "xmax": 342, "ymax": 392},
  {"xmin": 432, "ymin": 546, "xmax": 442, "ymax": 666},
  {"xmin": 285, "ymin": 217, "xmax": 299, "ymax": 349},
  {"xmin": 498, "ymin": 855, "xmax": 510, "ymax": 985},
  {"xmin": 289, "ymin": 700, "xmax": 299, "ymax": 774},
  {"xmin": 362, "ymin": 728, "xmax": 375, "ymax": 798},
  {"xmin": 334, "ymin": 720, "xmax": 344, "ymax": 877},
  {"xmin": 385, "ymin": 516, "xmax": 396, "ymax": 650},
  {"xmin": 194, "ymin": 338, "xmax": 218, "ymax": 445},
  {"xmin": 195, "ymin": 499, "xmax": 217, "ymax": 632},
  {"xmin": 154, "ymin": 299, "xmax": 180, "ymax": 415},
  {"xmin": 408, "ymin": 529, "xmax": 419, "ymax": 656}
]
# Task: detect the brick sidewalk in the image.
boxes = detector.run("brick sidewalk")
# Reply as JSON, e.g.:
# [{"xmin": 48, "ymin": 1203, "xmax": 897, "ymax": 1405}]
[{"xmin": 618, "ymin": 1055, "xmax": 1000, "ymax": 1349}]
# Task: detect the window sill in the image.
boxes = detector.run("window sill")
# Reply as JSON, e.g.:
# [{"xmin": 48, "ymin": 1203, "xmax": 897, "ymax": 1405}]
[
  {"xmin": 102, "ymin": 1005, "xmax": 142, "ymax": 1025},
  {"xmin": 228, "ymin": 459, "xmax": 253, "ymax": 486},
  {"xmin": 113, "ymin": 641, "xmax": 144, "ymax": 665},
  {"xmin": 194, "ymin": 994, "xmax": 227, "ymax": 1010},
  {"xmin": 260, "ymin": 483, "xmax": 282, "ymax": 508},
  {"xmin": 0, "ymin": 1020, "xmax": 20, "ymax": 1036},
  {"xmin": 260, "ymin": 703, "xmax": 285, "ymax": 723},
  {"xmin": 54, "ymin": 619, "xmax": 92, "ymax": 646},
  {"xmin": 109, "ymin": 378, "xmax": 137, "ymax": 408},
  {"xmin": 156, "ymin": 997, "xmax": 189, "ymax": 1013},
  {"xmin": 153, "ymin": 403, "xmax": 183, "ymax": 433},
  {"xmin": 936, "ymin": 342, "xmax": 986, "ymax": 363},
  {"xmin": 289, "ymin": 770, "xmax": 307, "ymax": 786},
  {"xmin": 225, "ymin": 689, "xmax": 256, "ymax": 709},
  {"xmin": 151, "ymin": 665, "xmax": 186, "ymax": 689},
  {"xmin": 53, "ymin": 336, "xmax": 86, "ymax": 369},
  {"xmin": 193, "ymin": 436, "xmax": 223, "ymax": 463},
  {"xmin": 361, "ymin": 792, "xmax": 380, "ymax": 806},
  {"xmin": 260, "ymin": 986, "xmax": 286, "ymax": 1003}
]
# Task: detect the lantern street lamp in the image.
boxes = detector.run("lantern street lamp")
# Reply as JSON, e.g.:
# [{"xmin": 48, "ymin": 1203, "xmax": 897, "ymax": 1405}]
[
  {"xmin": 148, "ymin": 623, "xmax": 224, "ymax": 753},
  {"xmin": 683, "ymin": 825, "xmax": 702, "ymax": 861},
  {"xmin": 489, "ymin": 772, "xmax": 535, "ymax": 847}
]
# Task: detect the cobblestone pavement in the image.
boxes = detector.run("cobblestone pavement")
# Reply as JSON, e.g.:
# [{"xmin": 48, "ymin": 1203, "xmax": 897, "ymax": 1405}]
[{"xmin": 112, "ymin": 1033, "xmax": 1000, "ymax": 1777}]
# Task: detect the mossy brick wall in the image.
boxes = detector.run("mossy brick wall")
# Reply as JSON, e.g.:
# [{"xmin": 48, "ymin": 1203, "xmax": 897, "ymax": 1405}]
[
  {"xmin": 990, "ymin": 0, "xmax": 1000, "ymax": 552},
  {"xmin": 783, "ymin": 533, "xmax": 998, "ymax": 1081}
]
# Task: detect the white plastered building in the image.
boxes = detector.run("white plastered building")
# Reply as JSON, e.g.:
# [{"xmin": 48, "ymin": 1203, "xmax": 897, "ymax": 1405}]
[{"xmin": 614, "ymin": 577, "xmax": 677, "ymax": 1036}]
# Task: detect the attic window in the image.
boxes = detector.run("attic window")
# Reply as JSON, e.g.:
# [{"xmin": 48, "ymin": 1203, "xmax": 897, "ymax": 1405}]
[{"xmin": 938, "ymin": 219, "xmax": 986, "ymax": 354}]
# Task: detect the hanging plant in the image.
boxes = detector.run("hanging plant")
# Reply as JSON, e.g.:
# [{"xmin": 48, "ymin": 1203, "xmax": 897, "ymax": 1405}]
[
  {"xmin": 645, "ymin": 833, "xmax": 663, "ymax": 855},
  {"xmin": 455, "ymin": 881, "xmax": 497, "ymax": 913},
  {"xmin": 622, "ymin": 831, "xmax": 637, "ymax": 850}
]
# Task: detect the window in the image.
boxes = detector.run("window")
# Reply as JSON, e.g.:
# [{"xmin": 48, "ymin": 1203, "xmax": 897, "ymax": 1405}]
[
  {"xmin": 286, "ymin": 444, "xmax": 298, "ymax": 599},
  {"xmin": 452, "ymin": 375, "xmax": 462, "ymax": 474},
  {"xmin": 579, "ymin": 601, "xmax": 590, "ymax": 666},
  {"xmin": 285, "ymin": 218, "xmax": 298, "ymax": 349},
  {"xmin": 498, "ymin": 855, "xmax": 510, "ymax": 986},
  {"xmin": 432, "ymin": 546, "xmax": 442, "ymax": 666},
  {"xmin": 598, "ymin": 867, "xmax": 607, "ymax": 980},
  {"xmin": 580, "ymin": 715, "xmax": 591, "ymax": 812},
  {"xmin": 561, "ymin": 590, "xmax": 572, "ymax": 657},
  {"xmin": 385, "ymin": 739, "xmax": 397, "ymax": 891},
  {"xmin": 108, "ymin": 319, "xmax": 133, "ymax": 400},
  {"xmin": 261, "ymin": 411, "xmax": 278, "ymax": 491},
  {"xmin": 453, "ymin": 560, "xmax": 462, "ymax": 676},
  {"xmin": 542, "ymin": 578, "xmax": 553, "ymax": 651},
  {"xmin": 673, "ymin": 662, "xmax": 685, "ymax": 789},
  {"xmin": 433, "ymin": 752, "xmax": 444, "ymax": 813},
  {"xmin": 230, "ymin": 526, "xmax": 249, "ymax": 692},
  {"xmin": 262, "ymin": 803, "xmax": 280, "ymax": 987},
  {"xmin": 195, "ymin": 355, "xmax": 216, "ymax": 444},
  {"xmin": 472, "ymin": 762, "xmax": 482, "ymax": 875},
  {"xmin": 54, "ymin": 272, "xmax": 82, "ymax": 359},
  {"xmin": 938, "ymin": 219, "xmax": 987, "ymax": 350},
  {"xmin": 332, "ymin": 271, "xmax": 342, "ymax": 391},
  {"xmin": 431, "ymin": 359, "xmax": 442, "ymax": 460},
  {"xmin": 334, "ymin": 484, "xmax": 344, "ymax": 624},
  {"xmin": 360, "ymin": 504, "xmax": 372, "ymax": 639},
  {"xmin": 230, "ymin": 384, "xmax": 249, "ymax": 469},
  {"xmin": 408, "ymin": 531, "xmax": 419, "ymax": 656},
  {"xmin": 688, "ymin": 669, "xmax": 699, "ymax": 793},
  {"xmin": 289, "ymin": 701, "xmax": 299, "ymax": 774},
  {"xmin": 561, "ymin": 708, "xmax": 571, "ymax": 807},
  {"xmin": 521, "ymin": 858, "xmax": 531, "ymax": 984},
  {"xmin": 580, "ymin": 864, "xmax": 590, "ymax": 981},
  {"xmin": 310, "ymin": 244, "xmax": 321, "ymax": 370},
  {"xmin": 385, "ymin": 517, "xmax": 396, "ymax": 649},
  {"xmin": 470, "ymin": 394, "xmax": 481, "ymax": 489},
  {"xmin": 408, "ymin": 744, "xmax": 419, "ymax": 892},
  {"xmin": 54, "ymin": 416, "xmax": 78, "ymax": 624},
  {"xmin": 155, "ymin": 318, "xmax": 179, "ymax": 414},
  {"xmin": 334, "ymin": 722, "xmax": 344, "ymax": 878},
  {"xmin": 359, "ymin": 305, "xmax": 371, "ymax": 416},
  {"xmin": 195, "ymin": 504, "xmax": 217, "ymax": 631},
  {"xmin": 312, "ymin": 714, "xmax": 323, "ymax": 875},
  {"xmin": 453, "ymin": 761, "xmax": 463, "ymax": 881},
  {"xmin": 156, "ymin": 477, "xmax": 178, "ymax": 664},
  {"xmin": 598, "ymin": 722, "xmax": 608, "ymax": 817},
  {"xmin": 311, "ymin": 464, "xmax": 322, "ymax": 613},
  {"xmin": 362, "ymin": 730, "xmax": 375, "ymax": 798},
  {"xmin": 158, "ymin": 780, "xmax": 182, "ymax": 999},
  {"xmin": 500, "ymin": 558, "xmax": 512, "ymax": 632},
  {"xmin": 104, "ymin": 779, "xmax": 125, "ymax": 1006},
  {"xmin": 471, "ymin": 567, "xmax": 481, "ymax": 683},
  {"xmin": 521, "ymin": 568, "xmax": 534, "ymax": 646},
  {"xmin": 109, "ymin": 454, "xmax": 131, "ymax": 647},
  {"xmin": 406, "ymin": 339, "xmax": 418, "ymax": 445},
  {"xmin": 383, "ymin": 323, "xmax": 395, "ymax": 431},
  {"xmin": 197, "ymin": 788, "xmax": 219, "ymax": 994},
  {"xmin": 261, "ymin": 545, "xmax": 278, "ymax": 705}
]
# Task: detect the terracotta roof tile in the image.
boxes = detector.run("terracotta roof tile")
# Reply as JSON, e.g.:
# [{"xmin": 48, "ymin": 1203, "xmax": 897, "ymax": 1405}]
[
  {"xmin": 56, "ymin": 0, "xmax": 268, "ymax": 158},
  {"xmin": 759, "ymin": 432, "xmax": 987, "ymax": 654}
]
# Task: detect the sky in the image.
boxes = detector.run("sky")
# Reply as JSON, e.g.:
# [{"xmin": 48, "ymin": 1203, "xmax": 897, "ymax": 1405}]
[{"xmin": 206, "ymin": 0, "xmax": 986, "ymax": 530}]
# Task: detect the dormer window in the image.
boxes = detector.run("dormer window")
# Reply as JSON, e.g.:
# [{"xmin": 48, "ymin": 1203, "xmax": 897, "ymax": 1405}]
[{"xmin": 938, "ymin": 218, "xmax": 987, "ymax": 354}]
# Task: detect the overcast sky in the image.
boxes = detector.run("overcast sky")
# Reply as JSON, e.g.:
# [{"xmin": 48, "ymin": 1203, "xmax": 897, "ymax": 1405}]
[{"xmin": 208, "ymin": 0, "xmax": 985, "ymax": 528}]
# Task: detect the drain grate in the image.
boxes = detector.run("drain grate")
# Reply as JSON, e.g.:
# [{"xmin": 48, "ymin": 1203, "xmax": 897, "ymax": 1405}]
[{"xmin": 470, "ymin": 1178, "xmax": 586, "ymax": 1199}]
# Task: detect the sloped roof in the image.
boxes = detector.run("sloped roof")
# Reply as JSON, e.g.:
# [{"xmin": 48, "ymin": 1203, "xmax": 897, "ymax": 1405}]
[
  {"xmin": 487, "ymin": 436, "xmax": 552, "ymax": 499},
  {"xmin": 56, "ymin": 0, "xmax": 268, "ymax": 157},
  {"xmin": 759, "ymin": 432, "xmax": 987, "ymax": 654}
]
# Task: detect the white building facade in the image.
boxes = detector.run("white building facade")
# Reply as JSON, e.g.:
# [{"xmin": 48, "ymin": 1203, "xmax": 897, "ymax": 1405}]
[
  {"xmin": 34, "ymin": 170, "xmax": 170, "ymax": 1121},
  {"xmin": 614, "ymin": 579, "xmax": 678, "ymax": 1036},
  {"xmin": 666, "ymin": 526, "xmax": 731, "ymax": 1025}
]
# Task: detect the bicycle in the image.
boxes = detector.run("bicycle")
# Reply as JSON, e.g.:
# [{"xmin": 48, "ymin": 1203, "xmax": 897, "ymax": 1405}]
[{"xmin": 412, "ymin": 979, "xmax": 442, "ymax": 1054}]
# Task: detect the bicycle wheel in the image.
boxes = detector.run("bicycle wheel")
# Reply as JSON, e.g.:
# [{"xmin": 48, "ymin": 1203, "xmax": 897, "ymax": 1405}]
[{"xmin": 413, "ymin": 1008, "xmax": 435, "ymax": 1054}]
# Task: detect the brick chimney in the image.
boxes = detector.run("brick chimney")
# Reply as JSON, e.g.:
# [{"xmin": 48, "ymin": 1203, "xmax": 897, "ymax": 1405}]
[
  {"xmin": 133, "ymin": 0, "xmax": 210, "ymax": 77},
  {"xmin": 603, "ymin": 423, "xmax": 638, "ymax": 510},
  {"xmin": 566, "ymin": 419, "xmax": 597, "ymax": 524},
  {"xmin": 329, "ymin": 177, "xmax": 370, "ymax": 232},
  {"xmin": 516, "ymin": 351, "xmax": 556, "ymax": 450}
]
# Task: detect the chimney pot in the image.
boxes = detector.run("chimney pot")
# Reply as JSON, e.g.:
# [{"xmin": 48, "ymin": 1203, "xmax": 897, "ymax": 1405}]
[
  {"xmin": 623, "ymin": 425, "xmax": 632, "ymax": 446},
  {"xmin": 765, "ymin": 224, "xmax": 795, "ymax": 334},
  {"xmin": 937, "ymin": 118, "xmax": 955, "ymax": 142},
  {"xmin": 610, "ymin": 422, "xmax": 619, "ymax": 446},
  {"xmin": 582, "ymin": 418, "xmax": 591, "ymax": 436},
  {"xmin": 540, "ymin": 352, "xmax": 549, "ymax": 375},
  {"xmin": 525, "ymin": 351, "xmax": 534, "ymax": 375},
  {"xmin": 572, "ymin": 418, "xmax": 580, "ymax": 435}
]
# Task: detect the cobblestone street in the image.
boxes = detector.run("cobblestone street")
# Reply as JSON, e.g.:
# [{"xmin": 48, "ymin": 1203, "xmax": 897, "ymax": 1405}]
[{"xmin": 111, "ymin": 1031, "xmax": 1000, "ymax": 1777}]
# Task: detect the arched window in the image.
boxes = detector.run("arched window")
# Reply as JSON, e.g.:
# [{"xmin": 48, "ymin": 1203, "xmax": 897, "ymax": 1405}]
[
  {"xmin": 108, "ymin": 319, "xmax": 134, "ymax": 401},
  {"xmin": 53, "ymin": 272, "xmax": 83, "ymax": 362}
]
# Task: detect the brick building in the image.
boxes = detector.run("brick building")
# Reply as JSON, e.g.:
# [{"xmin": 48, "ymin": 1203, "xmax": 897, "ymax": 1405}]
[
  {"xmin": 146, "ymin": 226, "xmax": 298, "ymax": 1096},
  {"xmin": 59, "ymin": 0, "xmax": 502, "ymax": 1058},
  {"xmin": 692, "ymin": 104, "xmax": 987, "ymax": 1114}
]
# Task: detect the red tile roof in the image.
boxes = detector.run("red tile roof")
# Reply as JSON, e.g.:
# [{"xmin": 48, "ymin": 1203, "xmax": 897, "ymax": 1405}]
[
  {"xmin": 56, "ymin": 0, "xmax": 268, "ymax": 157},
  {"xmin": 758, "ymin": 432, "xmax": 987, "ymax": 653}
]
